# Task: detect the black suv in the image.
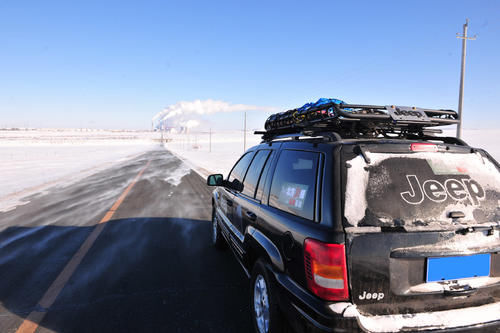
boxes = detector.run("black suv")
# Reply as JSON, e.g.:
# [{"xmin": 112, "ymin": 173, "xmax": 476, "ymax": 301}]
[{"xmin": 206, "ymin": 102, "xmax": 500, "ymax": 333}]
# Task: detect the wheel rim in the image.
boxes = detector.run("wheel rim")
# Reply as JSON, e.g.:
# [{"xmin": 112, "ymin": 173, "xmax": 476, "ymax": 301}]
[
  {"xmin": 253, "ymin": 275, "xmax": 270, "ymax": 333},
  {"xmin": 212, "ymin": 214, "xmax": 218, "ymax": 244}
]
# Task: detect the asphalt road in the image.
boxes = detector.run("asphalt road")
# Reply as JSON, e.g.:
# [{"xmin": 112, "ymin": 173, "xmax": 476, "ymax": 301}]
[{"xmin": 0, "ymin": 147, "xmax": 252, "ymax": 333}]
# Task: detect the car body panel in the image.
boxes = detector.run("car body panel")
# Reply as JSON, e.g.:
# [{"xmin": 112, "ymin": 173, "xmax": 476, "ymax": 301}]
[{"xmin": 210, "ymin": 138, "xmax": 500, "ymax": 332}]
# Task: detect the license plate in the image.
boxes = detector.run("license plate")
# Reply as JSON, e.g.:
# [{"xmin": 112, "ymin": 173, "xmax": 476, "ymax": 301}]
[{"xmin": 426, "ymin": 254, "xmax": 491, "ymax": 282}]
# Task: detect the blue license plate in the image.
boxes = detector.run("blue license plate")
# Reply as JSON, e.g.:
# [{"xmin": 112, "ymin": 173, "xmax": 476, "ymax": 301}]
[{"xmin": 426, "ymin": 254, "xmax": 491, "ymax": 282}]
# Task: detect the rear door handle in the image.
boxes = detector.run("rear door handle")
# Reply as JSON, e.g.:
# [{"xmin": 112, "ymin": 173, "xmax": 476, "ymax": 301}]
[
  {"xmin": 226, "ymin": 199, "xmax": 233, "ymax": 207},
  {"xmin": 245, "ymin": 211, "xmax": 257, "ymax": 221}
]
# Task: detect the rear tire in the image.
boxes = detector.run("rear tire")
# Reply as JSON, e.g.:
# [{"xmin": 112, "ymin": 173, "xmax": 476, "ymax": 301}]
[
  {"xmin": 250, "ymin": 260, "xmax": 286, "ymax": 333},
  {"xmin": 211, "ymin": 207, "xmax": 226, "ymax": 250}
]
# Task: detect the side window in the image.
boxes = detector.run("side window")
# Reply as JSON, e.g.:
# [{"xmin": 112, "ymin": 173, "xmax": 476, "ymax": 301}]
[
  {"xmin": 269, "ymin": 150, "xmax": 319, "ymax": 220},
  {"xmin": 242, "ymin": 150, "xmax": 271, "ymax": 198},
  {"xmin": 256, "ymin": 150, "xmax": 275, "ymax": 200},
  {"xmin": 228, "ymin": 152, "xmax": 255, "ymax": 183}
]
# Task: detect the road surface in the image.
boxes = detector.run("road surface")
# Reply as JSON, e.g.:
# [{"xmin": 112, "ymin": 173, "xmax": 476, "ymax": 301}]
[{"xmin": 0, "ymin": 147, "xmax": 252, "ymax": 333}]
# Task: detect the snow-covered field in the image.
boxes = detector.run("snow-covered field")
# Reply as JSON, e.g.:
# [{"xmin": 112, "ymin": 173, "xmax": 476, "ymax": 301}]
[
  {"xmin": 1, "ymin": 127, "xmax": 498, "ymax": 213},
  {"xmin": 0, "ymin": 129, "xmax": 158, "ymax": 212},
  {"xmin": 164, "ymin": 130, "xmax": 261, "ymax": 178}
]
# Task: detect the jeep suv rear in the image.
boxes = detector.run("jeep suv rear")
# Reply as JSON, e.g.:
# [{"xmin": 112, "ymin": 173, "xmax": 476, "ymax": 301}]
[{"xmin": 206, "ymin": 101, "xmax": 500, "ymax": 333}]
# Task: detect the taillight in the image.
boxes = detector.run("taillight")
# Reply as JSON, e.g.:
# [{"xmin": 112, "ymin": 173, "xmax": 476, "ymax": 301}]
[
  {"xmin": 410, "ymin": 143, "xmax": 438, "ymax": 152},
  {"xmin": 304, "ymin": 239, "xmax": 349, "ymax": 301}
]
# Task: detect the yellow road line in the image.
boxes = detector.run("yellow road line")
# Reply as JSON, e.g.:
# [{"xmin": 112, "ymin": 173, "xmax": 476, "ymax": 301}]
[{"xmin": 16, "ymin": 160, "xmax": 151, "ymax": 333}]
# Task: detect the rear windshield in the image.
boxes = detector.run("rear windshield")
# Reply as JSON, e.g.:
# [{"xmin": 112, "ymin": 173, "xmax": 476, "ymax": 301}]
[{"xmin": 344, "ymin": 151, "xmax": 500, "ymax": 228}]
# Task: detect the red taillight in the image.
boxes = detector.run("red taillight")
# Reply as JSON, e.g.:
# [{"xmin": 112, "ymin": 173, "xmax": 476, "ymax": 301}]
[
  {"xmin": 304, "ymin": 239, "xmax": 349, "ymax": 301},
  {"xmin": 410, "ymin": 143, "xmax": 438, "ymax": 152}
]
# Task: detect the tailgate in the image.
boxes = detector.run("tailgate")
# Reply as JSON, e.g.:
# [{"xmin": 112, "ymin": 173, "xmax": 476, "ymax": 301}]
[{"xmin": 341, "ymin": 146, "xmax": 500, "ymax": 316}]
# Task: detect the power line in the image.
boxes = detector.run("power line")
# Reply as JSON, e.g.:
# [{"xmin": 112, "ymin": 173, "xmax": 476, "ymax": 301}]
[{"xmin": 456, "ymin": 18, "xmax": 476, "ymax": 139}]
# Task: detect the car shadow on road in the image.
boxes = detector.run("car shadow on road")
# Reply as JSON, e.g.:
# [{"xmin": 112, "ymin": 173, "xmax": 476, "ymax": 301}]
[{"xmin": 0, "ymin": 217, "xmax": 252, "ymax": 333}]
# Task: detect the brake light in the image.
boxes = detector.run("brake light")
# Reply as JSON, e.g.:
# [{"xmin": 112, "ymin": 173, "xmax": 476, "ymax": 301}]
[
  {"xmin": 410, "ymin": 143, "xmax": 438, "ymax": 152},
  {"xmin": 304, "ymin": 239, "xmax": 349, "ymax": 301}
]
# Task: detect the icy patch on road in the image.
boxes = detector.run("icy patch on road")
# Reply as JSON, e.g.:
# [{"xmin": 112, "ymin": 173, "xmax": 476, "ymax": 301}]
[
  {"xmin": 164, "ymin": 162, "xmax": 192, "ymax": 186},
  {"xmin": 0, "ymin": 129, "xmax": 159, "ymax": 212}
]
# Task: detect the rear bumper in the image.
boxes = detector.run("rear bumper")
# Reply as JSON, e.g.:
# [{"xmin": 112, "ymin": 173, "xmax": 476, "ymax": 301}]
[
  {"xmin": 352, "ymin": 301, "xmax": 500, "ymax": 333},
  {"xmin": 270, "ymin": 269, "xmax": 500, "ymax": 333}
]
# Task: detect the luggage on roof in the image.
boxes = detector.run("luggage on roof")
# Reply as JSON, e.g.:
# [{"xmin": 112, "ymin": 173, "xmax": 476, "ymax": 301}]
[{"xmin": 261, "ymin": 98, "xmax": 460, "ymax": 141}]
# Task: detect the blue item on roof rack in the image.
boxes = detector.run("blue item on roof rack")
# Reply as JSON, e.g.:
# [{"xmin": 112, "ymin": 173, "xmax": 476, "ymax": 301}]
[
  {"xmin": 297, "ymin": 98, "xmax": 345, "ymax": 112},
  {"xmin": 264, "ymin": 97, "xmax": 350, "ymax": 131}
]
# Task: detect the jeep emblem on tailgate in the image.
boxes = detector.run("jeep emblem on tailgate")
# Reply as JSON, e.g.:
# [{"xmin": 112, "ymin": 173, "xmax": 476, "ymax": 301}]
[
  {"xmin": 359, "ymin": 291, "xmax": 385, "ymax": 301},
  {"xmin": 400, "ymin": 175, "xmax": 485, "ymax": 206}
]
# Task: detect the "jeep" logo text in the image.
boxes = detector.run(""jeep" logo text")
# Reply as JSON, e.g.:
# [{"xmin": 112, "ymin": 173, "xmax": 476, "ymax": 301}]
[
  {"xmin": 400, "ymin": 175, "xmax": 485, "ymax": 205},
  {"xmin": 359, "ymin": 291, "xmax": 385, "ymax": 301},
  {"xmin": 393, "ymin": 109, "xmax": 424, "ymax": 118}
]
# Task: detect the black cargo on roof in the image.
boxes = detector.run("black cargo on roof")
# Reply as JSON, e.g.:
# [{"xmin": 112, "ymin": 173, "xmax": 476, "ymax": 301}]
[{"xmin": 258, "ymin": 102, "xmax": 461, "ymax": 143}]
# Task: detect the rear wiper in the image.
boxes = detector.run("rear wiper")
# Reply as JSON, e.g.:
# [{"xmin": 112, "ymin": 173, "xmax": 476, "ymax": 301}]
[{"xmin": 355, "ymin": 144, "xmax": 371, "ymax": 164}]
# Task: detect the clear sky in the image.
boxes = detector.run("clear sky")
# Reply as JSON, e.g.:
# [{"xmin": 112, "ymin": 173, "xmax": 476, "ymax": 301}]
[{"xmin": 1, "ymin": 0, "xmax": 499, "ymax": 130}]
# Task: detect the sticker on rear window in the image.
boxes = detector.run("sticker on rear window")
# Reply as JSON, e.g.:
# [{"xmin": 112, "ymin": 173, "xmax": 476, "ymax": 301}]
[{"xmin": 278, "ymin": 182, "xmax": 308, "ymax": 210}]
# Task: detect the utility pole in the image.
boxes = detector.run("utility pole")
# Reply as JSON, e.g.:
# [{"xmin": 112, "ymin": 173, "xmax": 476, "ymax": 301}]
[
  {"xmin": 243, "ymin": 111, "xmax": 247, "ymax": 152},
  {"xmin": 456, "ymin": 19, "xmax": 476, "ymax": 139},
  {"xmin": 209, "ymin": 128, "xmax": 212, "ymax": 153}
]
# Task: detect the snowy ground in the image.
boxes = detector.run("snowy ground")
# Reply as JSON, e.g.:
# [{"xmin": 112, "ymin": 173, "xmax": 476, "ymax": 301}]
[
  {"xmin": 0, "ymin": 129, "xmax": 159, "ymax": 212},
  {"xmin": 164, "ymin": 130, "xmax": 261, "ymax": 178}
]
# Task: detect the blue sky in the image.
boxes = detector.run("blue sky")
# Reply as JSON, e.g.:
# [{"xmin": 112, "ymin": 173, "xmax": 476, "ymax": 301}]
[{"xmin": 1, "ymin": 0, "xmax": 499, "ymax": 130}]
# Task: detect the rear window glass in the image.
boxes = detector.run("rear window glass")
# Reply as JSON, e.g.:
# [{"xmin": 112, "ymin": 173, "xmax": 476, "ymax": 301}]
[
  {"xmin": 269, "ymin": 150, "xmax": 319, "ymax": 220},
  {"xmin": 344, "ymin": 152, "xmax": 500, "ymax": 228}
]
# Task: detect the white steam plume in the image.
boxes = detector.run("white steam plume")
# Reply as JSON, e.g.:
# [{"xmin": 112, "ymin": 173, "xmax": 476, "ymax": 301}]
[
  {"xmin": 152, "ymin": 99, "xmax": 277, "ymax": 125},
  {"xmin": 180, "ymin": 119, "xmax": 200, "ymax": 129}
]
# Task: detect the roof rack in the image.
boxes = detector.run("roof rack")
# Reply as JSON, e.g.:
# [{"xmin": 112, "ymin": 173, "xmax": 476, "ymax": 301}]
[{"xmin": 258, "ymin": 102, "xmax": 462, "ymax": 144}]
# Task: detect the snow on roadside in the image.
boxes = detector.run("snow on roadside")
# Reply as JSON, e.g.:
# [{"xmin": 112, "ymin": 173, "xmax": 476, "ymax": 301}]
[
  {"xmin": 0, "ymin": 129, "xmax": 159, "ymax": 212},
  {"xmin": 164, "ymin": 130, "xmax": 262, "ymax": 179}
]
